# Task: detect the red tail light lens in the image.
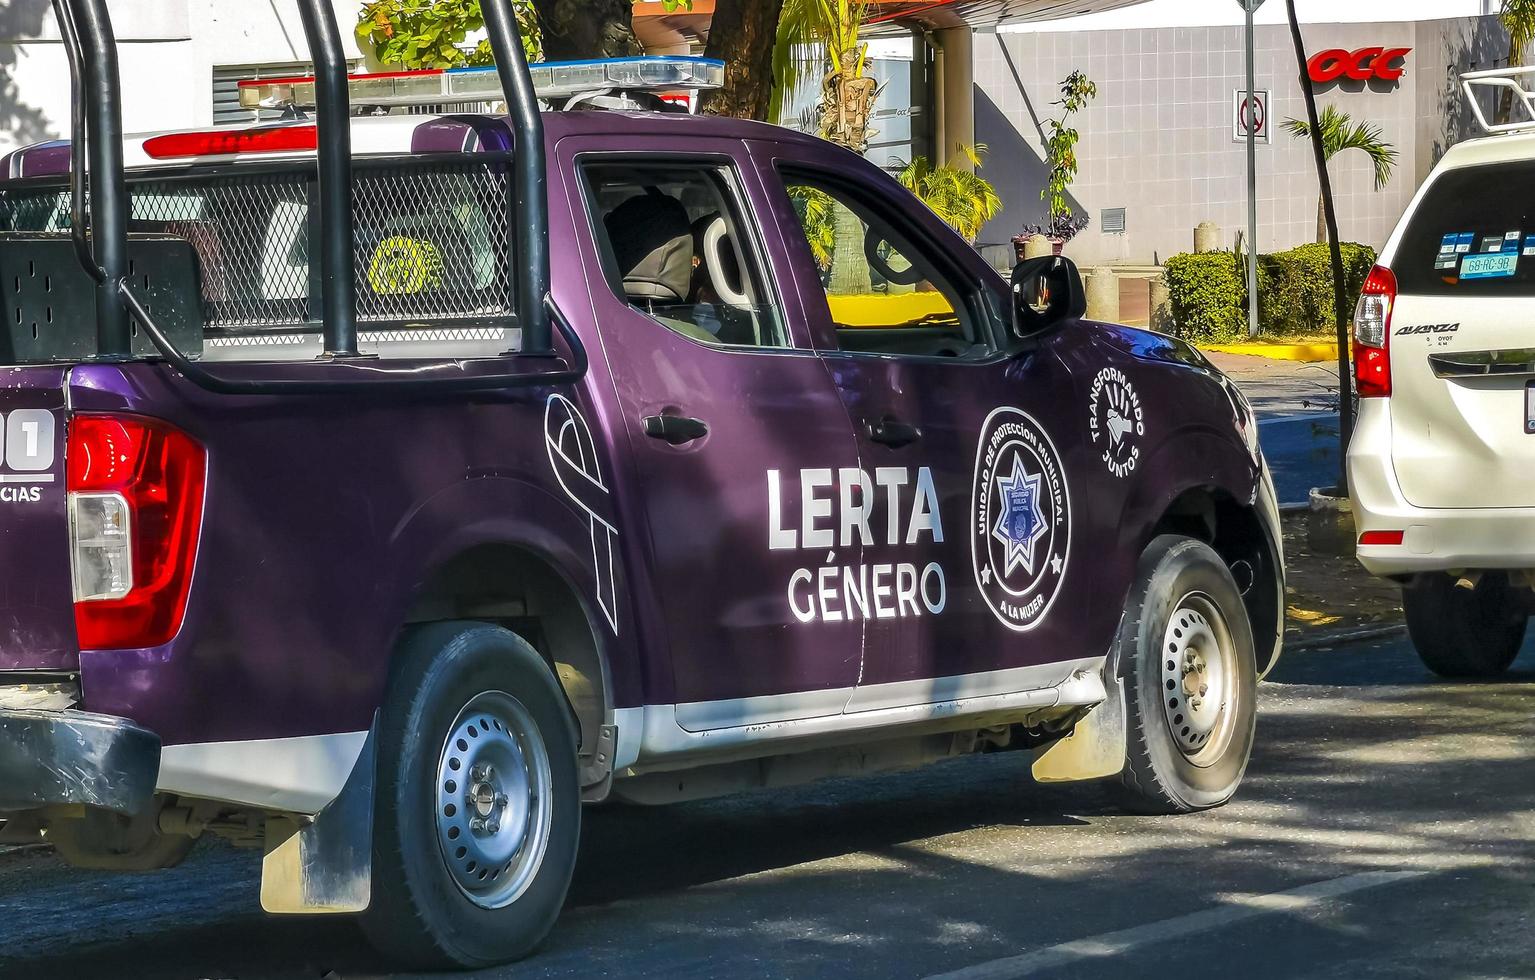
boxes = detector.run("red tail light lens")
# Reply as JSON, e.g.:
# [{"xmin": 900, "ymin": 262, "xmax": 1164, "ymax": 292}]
[
  {"xmin": 142, "ymin": 125, "xmax": 317, "ymax": 159},
  {"xmin": 67, "ymin": 415, "xmax": 206, "ymax": 649},
  {"xmin": 1358, "ymin": 529, "xmax": 1405, "ymax": 546},
  {"xmin": 1354, "ymin": 265, "xmax": 1396, "ymax": 398}
]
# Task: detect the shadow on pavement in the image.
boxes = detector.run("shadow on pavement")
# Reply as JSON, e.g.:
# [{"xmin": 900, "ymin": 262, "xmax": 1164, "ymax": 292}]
[{"xmin": 0, "ymin": 639, "xmax": 1531, "ymax": 979}]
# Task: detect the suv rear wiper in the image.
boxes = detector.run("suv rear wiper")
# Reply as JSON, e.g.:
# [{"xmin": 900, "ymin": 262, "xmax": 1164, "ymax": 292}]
[{"xmin": 118, "ymin": 281, "xmax": 587, "ymax": 396}]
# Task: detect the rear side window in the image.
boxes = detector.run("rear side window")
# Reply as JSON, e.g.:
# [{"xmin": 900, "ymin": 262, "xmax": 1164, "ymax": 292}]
[
  {"xmin": 1395, "ymin": 160, "xmax": 1535, "ymax": 296},
  {"xmin": 581, "ymin": 161, "xmax": 784, "ymax": 349}
]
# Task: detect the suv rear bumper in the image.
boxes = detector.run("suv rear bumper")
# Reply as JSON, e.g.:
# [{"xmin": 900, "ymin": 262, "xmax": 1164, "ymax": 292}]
[
  {"xmin": 1349, "ymin": 400, "xmax": 1535, "ymax": 577},
  {"xmin": 0, "ymin": 708, "xmax": 161, "ymax": 815}
]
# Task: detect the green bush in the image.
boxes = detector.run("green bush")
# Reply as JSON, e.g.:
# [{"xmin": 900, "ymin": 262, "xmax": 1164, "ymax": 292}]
[
  {"xmin": 1258, "ymin": 242, "xmax": 1377, "ymax": 338},
  {"xmin": 1163, "ymin": 251, "xmax": 1250, "ymax": 343},
  {"xmin": 1162, "ymin": 242, "xmax": 1377, "ymax": 344}
]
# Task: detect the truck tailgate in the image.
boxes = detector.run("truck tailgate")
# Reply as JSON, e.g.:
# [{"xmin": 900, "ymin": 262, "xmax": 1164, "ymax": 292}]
[{"xmin": 0, "ymin": 366, "xmax": 77, "ymax": 671}]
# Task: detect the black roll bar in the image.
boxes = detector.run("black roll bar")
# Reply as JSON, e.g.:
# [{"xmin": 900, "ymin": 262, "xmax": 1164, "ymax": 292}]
[
  {"xmin": 61, "ymin": 0, "xmax": 130, "ymax": 357},
  {"xmin": 52, "ymin": 0, "xmax": 574, "ymax": 394},
  {"xmin": 120, "ymin": 285, "xmax": 586, "ymax": 395},
  {"xmin": 480, "ymin": 0, "xmax": 552, "ymax": 355},
  {"xmin": 51, "ymin": 0, "xmax": 101, "ymax": 287},
  {"xmin": 294, "ymin": 0, "xmax": 359, "ymax": 359}
]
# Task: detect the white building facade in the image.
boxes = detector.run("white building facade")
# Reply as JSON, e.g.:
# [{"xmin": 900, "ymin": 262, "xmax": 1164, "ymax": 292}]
[
  {"xmin": 0, "ymin": 0, "xmax": 1517, "ymax": 268},
  {"xmin": 974, "ymin": 0, "xmax": 1512, "ymax": 264},
  {"xmin": 0, "ymin": 1, "xmax": 369, "ymax": 156}
]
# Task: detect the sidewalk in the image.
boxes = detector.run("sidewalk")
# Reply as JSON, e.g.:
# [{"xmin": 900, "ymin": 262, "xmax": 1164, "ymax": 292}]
[
  {"xmin": 1205, "ymin": 353, "xmax": 1400, "ymax": 647},
  {"xmin": 1281, "ymin": 510, "xmax": 1403, "ymax": 650},
  {"xmin": 1108, "ymin": 273, "xmax": 1344, "ymax": 364}
]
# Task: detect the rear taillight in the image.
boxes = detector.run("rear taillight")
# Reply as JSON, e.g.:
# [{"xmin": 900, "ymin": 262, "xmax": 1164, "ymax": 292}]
[
  {"xmin": 67, "ymin": 415, "xmax": 206, "ymax": 649},
  {"xmin": 1354, "ymin": 265, "xmax": 1396, "ymax": 398}
]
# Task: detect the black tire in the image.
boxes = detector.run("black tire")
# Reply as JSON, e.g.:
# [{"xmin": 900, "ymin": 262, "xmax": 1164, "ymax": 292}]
[
  {"xmin": 1115, "ymin": 535, "xmax": 1258, "ymax": 815},
  {"xmin": 362, "ymin": 621, "xmax": 580, "ymax": 970},
  {"xmin": 1404, "ymin": 573, "xmax": 1527, "ymax": 679}
]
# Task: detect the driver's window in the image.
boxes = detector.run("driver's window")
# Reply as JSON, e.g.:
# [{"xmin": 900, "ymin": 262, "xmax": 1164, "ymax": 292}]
[{"xmin": 782, "ymin": 174, "xmax": 986, "ymax": 358}]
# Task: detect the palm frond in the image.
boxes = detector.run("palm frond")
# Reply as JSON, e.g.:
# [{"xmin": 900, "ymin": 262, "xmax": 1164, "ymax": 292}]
[
  {"xmin": 893, "ymin": 144, "xmax": 1003, "ymax": 242},
  {"xmin": 769, "ymin": 0, "xmax": 870, "ymax": 124},
  {"xmin": 1503, "ymin": 0, "xmax": 1535, "ymax": 64},
  {"xmin": 1281, "ymin": 105, "xmax": 1398, "ymax": 190}
]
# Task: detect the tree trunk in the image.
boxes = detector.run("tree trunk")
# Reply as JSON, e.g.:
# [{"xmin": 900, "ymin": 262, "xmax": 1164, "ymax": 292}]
[
  {"xmin": 1499, "ymin": 32, "xmax": 1521, "ymax": 125},
  {"xmin": 819, "ymin": 61, "xmax": 877, "ymax": 152},
  {"xmin": 828, "ymin": 205, "xmax": 872, "ymax": 296},
  {"xmin": 1316, "ymin": 194, "xmax": 1327, "ymax": 244},
  {"xmin": 1286, "ymin": 0, "xmax": 1353, "ymax": 489},
  {"xmin": 538, "ymin": 0, "xmax": 640, "ymax": 61},
  {"xmin": 699, "ymin": 0, "xmax": 784, "ymax": 120}
]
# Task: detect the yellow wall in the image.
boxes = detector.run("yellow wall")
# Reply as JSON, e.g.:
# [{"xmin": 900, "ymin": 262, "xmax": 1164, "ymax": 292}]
[{"xmin": 826, "ymin": 292, "xmax": 953, "ymax": 327}]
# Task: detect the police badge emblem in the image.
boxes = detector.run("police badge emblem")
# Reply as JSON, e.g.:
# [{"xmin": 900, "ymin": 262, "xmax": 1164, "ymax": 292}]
[{"xmin": 971, "ymin": 407, "xmax": 1071, "ymax": 632}]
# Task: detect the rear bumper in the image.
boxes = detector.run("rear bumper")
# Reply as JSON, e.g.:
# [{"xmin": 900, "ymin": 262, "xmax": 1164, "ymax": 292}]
[
  {"xmin": 1349, "ymin": 400, "xmax": 1535, "ymax": 577},
  {"xmin": 0, "ymin": 708, "xmax": 161, "ymax": 815}
]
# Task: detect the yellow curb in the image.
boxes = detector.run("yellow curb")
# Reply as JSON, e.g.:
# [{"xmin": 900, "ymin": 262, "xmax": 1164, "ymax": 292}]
[
  {"xmin": 1201, "ymin": 341, "xmax": 1347, "ymax": 363},
  {"xmin": 827, "ymin": 292, "xmax": 952, "ymax": 327}
]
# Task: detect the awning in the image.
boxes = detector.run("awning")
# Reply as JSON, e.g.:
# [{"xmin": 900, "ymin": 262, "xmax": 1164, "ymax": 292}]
[
  {"xmin": 864, "ymin": 0, "xmax": 1150, "ymax": 32},
  {"xmin": 632, "ymin": 0, "xmax": 1152, "ymax": 50}
]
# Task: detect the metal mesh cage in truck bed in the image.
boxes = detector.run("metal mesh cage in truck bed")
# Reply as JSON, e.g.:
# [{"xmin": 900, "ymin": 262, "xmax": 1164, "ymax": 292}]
[{"xmin": 0, "ymin": 156, "xmax": 515, "ymax": 346}]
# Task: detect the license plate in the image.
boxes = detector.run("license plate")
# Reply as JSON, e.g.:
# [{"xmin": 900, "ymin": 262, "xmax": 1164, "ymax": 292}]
[{"xmin": 1527, "ymin": 381, "xmax": 1535, "ymax": 434}]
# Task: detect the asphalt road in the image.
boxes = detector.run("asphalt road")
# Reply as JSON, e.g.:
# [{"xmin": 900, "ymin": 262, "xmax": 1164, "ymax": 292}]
[
  {"xmin": 1204, "ymin": 352, "xmax": 1345, "ymax": 505},
  {"xmin": 1, "ymin": 632, "xmax": 1531, "ymax": 980}
]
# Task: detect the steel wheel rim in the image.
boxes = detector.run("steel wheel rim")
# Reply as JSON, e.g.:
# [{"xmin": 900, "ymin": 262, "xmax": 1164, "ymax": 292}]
[
  {"xmin": 435, "ymin": 690, "xmax": 553, "ymax": 909},
  {"xmin": 1159, "ymin": 592, "xmax": 1239, "ymax": 767}
]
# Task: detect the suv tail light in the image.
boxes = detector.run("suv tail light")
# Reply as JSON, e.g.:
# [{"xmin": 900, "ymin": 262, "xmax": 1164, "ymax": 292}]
[
  {"xmin": 1354, "ymin": 265, "xmax": 1396, "ymax": 398},
  {"xmin": 67, "ymin": 415, "xmax": 206, "ymax": 649}
]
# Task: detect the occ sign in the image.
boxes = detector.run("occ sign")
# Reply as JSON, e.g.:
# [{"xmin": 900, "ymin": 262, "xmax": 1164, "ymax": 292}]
[
  {"xmin": 970, "ymin": 407, "xmax": 1070, "ymax": 632},
  {"xmin": 1307, "ymin": 47, "xmax": 1411, "ymax": 84}
]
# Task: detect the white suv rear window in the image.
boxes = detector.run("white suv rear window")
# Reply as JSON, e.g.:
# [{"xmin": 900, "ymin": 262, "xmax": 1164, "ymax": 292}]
[{"xmin": 1396, "ymin": 160, "xmax": 1535, "ymax": 296}]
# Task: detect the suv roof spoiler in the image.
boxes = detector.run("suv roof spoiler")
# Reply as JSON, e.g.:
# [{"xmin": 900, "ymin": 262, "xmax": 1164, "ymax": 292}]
[
  {"xmin": 1461, "ymin": 65, "xmax": 1535, "ymax": 137},
  {"xmin": 47, "ymin": 0, "xmax": 575, "ymax": 394}
]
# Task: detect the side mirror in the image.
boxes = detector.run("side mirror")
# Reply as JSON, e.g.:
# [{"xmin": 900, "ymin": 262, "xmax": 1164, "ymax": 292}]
[{"xmin": 1011, "ymin": 255, "xmax": 1085, "ymax": 338}]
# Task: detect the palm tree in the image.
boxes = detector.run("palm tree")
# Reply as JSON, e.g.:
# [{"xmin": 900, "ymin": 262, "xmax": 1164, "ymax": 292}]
[
  {"xmin": 773, "ymin": 0, "xmax": 877, "ymax": 294},
  {"xmin": 772, "ymin": 0, "xmax": 877, "ymax": 149},
  {"xmin": 1281, "ymin": 106, "xmax": 1398, "ymax": 243},
  {"xmin": 1500, "ymin": 0, "xmax": 1535, "ymax": 123},
  {"xmin": 896, "ymin": 144, "xmax": 1003, "ymax": 244}
]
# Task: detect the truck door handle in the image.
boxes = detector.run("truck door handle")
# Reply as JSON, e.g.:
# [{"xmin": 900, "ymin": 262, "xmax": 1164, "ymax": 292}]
[
  {"xmin": 868, "ymin": 416, "xmax": 922, "ymax": 448},
  {"xmin": 643, "ymin": 413, "xmax": 709, "ymax": 445}
]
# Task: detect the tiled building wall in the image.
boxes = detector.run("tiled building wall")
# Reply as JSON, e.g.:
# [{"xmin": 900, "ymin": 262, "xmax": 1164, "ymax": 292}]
[{"xmin": 974, "ymin": 17, "xmax": 1505, "ymax": 266}]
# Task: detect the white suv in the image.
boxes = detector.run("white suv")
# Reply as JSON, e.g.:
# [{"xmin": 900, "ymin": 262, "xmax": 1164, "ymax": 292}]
[{"xmin": 1349, "ymin": 126, "xmax": 1535, "ymax": 678}]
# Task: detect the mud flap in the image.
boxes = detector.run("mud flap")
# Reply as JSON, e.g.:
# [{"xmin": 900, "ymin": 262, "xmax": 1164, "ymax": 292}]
[
  {"xmin": 1031, "ymin": 672, "xmax": 1127, "ymax": 783},
  {"xmin": 261, "ymin": 725, "xmax": 375, "ymax": 914}
]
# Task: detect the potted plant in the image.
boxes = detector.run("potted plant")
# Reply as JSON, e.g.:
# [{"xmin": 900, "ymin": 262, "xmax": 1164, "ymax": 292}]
[
  {"xmin": 1013, "ymin": 213, "xmax": 1091, "ymax": 259},
  {"xmin": 1014, "ymin": 70, "xmax": 1097, "ymax": 258}
]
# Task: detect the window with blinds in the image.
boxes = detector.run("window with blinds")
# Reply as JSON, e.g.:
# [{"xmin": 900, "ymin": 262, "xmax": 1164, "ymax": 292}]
[
  {"xmin": 212, "ymin": 63, "xmax": 316, "ymax": 126},
  {"xmin": 213, "ymin": 62, "xmax": 493, "ymax": 123}
]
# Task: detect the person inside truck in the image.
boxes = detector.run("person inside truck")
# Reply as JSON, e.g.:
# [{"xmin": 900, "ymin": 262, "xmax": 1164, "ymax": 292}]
[{"xmin": 602, "ymin": 190, "xmax": 717, "ymax": 342}]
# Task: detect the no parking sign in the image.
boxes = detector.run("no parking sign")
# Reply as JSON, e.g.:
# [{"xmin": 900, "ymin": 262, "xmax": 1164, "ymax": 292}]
[{"xmin": 1233, "ymin": 88, "xmax": 1271, "ymax": 143}]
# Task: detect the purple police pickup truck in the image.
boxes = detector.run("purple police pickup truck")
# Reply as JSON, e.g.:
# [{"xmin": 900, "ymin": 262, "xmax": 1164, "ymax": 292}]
[{"xmin": 0, "ymin": 1, "xmax": 1282, "ymax": 969}]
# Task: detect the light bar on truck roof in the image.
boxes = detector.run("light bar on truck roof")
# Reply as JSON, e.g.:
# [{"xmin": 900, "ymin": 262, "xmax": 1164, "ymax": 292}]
[{"xmin": 238, "ymin": 56, "xmax": 724, "ymax": 111}]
